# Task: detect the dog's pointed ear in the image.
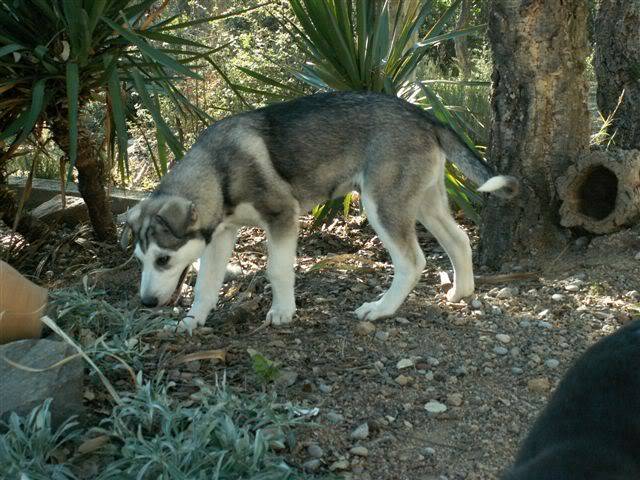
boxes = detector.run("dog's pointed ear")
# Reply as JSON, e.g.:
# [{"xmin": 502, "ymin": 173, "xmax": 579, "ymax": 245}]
[
  {"xmin": 155, "ymin": 196, "xmax": 198, "ymax": 238},
  {"xmin": 120, "ymin": 203, "xmax": 142, "ymax": 251}
]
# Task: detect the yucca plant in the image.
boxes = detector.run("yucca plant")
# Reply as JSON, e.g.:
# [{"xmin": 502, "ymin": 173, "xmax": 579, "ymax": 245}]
[
  {"xmin": 0, "ymin": 1, "xmax": 257, "ymax": 240},
  {"xmin": 239, "ymin": 0, "xmax": 485, "ymax": 221}
]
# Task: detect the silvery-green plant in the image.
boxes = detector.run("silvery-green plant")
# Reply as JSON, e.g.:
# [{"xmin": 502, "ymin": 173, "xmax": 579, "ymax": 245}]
[{"xmin": 0, "ymin": 399, "xmax": 80, "ymax": 480}]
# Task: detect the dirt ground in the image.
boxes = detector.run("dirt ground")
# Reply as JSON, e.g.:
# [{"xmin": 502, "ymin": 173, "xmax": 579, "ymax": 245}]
[{"xmin": 5, "ymin": 213, "xmax": 640, "ymax": 480}]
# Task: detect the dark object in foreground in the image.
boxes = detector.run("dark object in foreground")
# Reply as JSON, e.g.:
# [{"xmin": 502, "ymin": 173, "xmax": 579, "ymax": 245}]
[{"xmin": 501, "ymin": 319, "xmax": 640, "ymax": 479}]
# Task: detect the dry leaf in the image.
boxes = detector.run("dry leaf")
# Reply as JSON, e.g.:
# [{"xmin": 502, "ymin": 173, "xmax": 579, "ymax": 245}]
[
  {"xmin": 174, "ymin": 349, "xmax": 227, "ymax": 365},
  {"xmin": 77, "ymin": 435, "xmax": 110, "ymax": 455}
]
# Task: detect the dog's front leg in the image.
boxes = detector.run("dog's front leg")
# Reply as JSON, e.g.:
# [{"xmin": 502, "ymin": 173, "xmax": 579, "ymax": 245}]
[
  {"xmin": 178, "ymin": 226, "xmax": 238, "ymax": 333},
  {"xmin": 265, "ymin": 223, "xmax": 298, "ymax": 325}
]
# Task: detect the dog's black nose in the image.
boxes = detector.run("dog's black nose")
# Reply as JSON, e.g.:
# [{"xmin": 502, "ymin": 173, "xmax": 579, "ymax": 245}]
[{"xmin": 141, "ymin": 296, "xmax": 158, "ymax": 308}]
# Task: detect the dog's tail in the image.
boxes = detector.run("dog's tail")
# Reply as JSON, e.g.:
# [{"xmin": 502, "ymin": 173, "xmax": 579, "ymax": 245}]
[{"xmin": 435, "ymin": 127, "xmax": 519, "ymax": 199}]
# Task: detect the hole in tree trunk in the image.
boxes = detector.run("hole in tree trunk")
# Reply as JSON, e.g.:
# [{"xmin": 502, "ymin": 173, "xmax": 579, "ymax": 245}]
[{"xmin": 578, "ymin": 166, "xmax": 618, "ymax": 220}]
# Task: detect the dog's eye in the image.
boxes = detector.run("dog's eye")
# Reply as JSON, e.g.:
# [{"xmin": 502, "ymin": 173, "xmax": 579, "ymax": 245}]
[{"xmin": 156, "ymin": 256, "xmax": 170, "ymax": 267}]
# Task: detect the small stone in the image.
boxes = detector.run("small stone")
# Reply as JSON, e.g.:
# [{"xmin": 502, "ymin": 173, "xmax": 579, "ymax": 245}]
[
  {"xmin": 575, "ymin": 237, "xmax": 589, "ymax": 248},
  {"xmin": 375, "ymin": 331, "xmax": 389, "ymax": 342},
  {"xmin": 326, "ymin": 411, "xmax": 344, "ymax": 424},
  {"xmin": 511, "ymin": 367, "xmax": 523, "ymax": 374},
  {"xmin": 303, "ymin": 459, "xmax": 321, "ymax": 472},
  {"xmin": 545, "ymin": 359, "xmax": 560, "ymax": 369},
  {"xmin": 427, "ymin": 357, "xmax": 440, "ymax": 366},
  {"xmin": 424, "ymin": 447, "xmax": 436, "ymax": 455},
  {"xmin": 355, "ymin": 321, "xmax": 376, "ymax": 336},
  {"xmin": 470, "ymin": 299, "xmax": 483, "ymax": 310},
  {"xmin": 424, "ymin": 400, "xmax": 447, "ymax": 414},
  {"xmin": 538, "ymin": 309, "xmax": 550, "ymax": 318},
  {"xmin": 395, "ymin": 317, "xmax": 410, "ymax": 324},
  {"xmin": 565, "ymin": 284, "xmax": 580, "ymax": 292},
  {"xmin": 520, "ymin": 320, "xmax": 531, "ymax": 328},
  {"xmin": 494, "ymin": 346, "xmax": 509, "ymax": 355},
  {"xmin": 538, "ymin": 321, "xmax": 552, "ymax": 329},
  {"xmin": 497, "ymin": 287, "xmax": 514, "ymax": 299},
  {"xmin": 329, "ymin": 459, "xmax": 349, "ymax": 471},
  {"xmin": 395, "ymin": 374, "xmax": 413, "ymax": 386},
  {"xmin": 350, "ymin": 446, "xmax": 369, "ymax": 457},
  {"xmin": 307, "ymin": 444, "xmax": 323, "ymax": 458},
  {"xmin": 373, "ymin": 360, "xmax": 384, "ymax": 370},
  {"xmin": 528, "ymin": 377, "xmax": 551, "ymax": 393},
  {"xmin": 447, "ymin": 393, "xmax": 463, "ymax": 406},
  {"xmin": 275, "ymin": 370, "xmax": 298, "ymax": 388},
  {"xmin": 551, "ymin": 293, "xmax": 564, "ymax": 302},
  {"xmin": 351, "ymin": 422, "xmax": 369, "ymax": 440},
  {"xmin": 496, "ymin": 334, "xmax": 511, "ymax": 344},
  {"xmin": 319, "ymin": 383, "xmax": 332, "ymax": 393},
  {"xmin": 396, "ymin": 358, "xmax": 415, "ymax": 369},
  {"xmin": 635, "ymin": 251, "xmax": 640, "ymax": 260},
  {"xmin": 510, "ymin": 347, "xmax": 521, "ymax": 357}
]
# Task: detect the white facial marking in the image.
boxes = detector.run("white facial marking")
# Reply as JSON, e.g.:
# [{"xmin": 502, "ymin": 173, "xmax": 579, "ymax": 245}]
[{"xmin": 134, "ymin": 238, "xmax": 206, "ymax": 306}]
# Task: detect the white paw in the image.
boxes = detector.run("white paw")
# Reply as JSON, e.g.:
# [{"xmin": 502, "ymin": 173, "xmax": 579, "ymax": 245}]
[
  {"xmin": 355, "ymin": 300, "xmax": 397, "ymax": 321},
  {"xmin": 176, "ymin": 315, "xmax": 206, "ymax": 335},
  {"xmin": 266, "ymin": 305, "xmax": 296, "ymax": 325},
  {"xmin": 446, "ymin": 285, "xmax": 474, "ymax": 303}
]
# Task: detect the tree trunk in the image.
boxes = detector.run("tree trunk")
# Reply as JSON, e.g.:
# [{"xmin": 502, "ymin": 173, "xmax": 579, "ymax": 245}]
[
  {"xmin": 50, "ymin": 121, "xmax": 117, "ymax": 242},
  {"xmin": 594, "ymin": 0, "xmax": 640, "ymax": 149},
  {"xmin": 479, "ymin": 0, "xmax": 590, "ymax": 268}
]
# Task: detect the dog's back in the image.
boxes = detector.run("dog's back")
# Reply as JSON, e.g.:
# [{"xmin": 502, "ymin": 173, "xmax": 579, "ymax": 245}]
[{"xmin": 501, "ymin": 320, "xmax": 640, "ymax": 479}]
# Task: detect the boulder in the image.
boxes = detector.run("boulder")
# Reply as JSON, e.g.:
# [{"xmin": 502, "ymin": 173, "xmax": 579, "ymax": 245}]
[
  {"xmin": 31, "ymin": 194, "xmax": 88, "ymax": 226},
  {"xmin": 0, "ymin": 339, "xmax": 84, "ymax": 427}
]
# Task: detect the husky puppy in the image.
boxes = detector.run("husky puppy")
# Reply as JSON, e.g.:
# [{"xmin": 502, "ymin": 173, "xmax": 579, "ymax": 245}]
[
  {"xmin": 501, "ymin": 319, "xmax": 640, "ymax": 479},
  {"xmin": 123, "ymin": 91, "xmax": 517, "ymax": 332}
]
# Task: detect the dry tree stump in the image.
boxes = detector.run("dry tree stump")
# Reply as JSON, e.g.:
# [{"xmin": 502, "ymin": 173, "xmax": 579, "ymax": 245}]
[{"xmin": 557, "ymin": 149, "xmax": 640, "ymax": 234}]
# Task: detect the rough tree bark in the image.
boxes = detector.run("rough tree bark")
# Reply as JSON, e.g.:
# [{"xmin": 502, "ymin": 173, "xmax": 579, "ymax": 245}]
[
  {"xmin": 594, "ymin": 0, "xmax": 640, "ymax": 149},
  {"xmin": 479, "ymin": 0, "xmax": 590, "ymax": 268},
  {"xmin": 50, "ymin": 121, "xmax": 116, "ymax": 242}
]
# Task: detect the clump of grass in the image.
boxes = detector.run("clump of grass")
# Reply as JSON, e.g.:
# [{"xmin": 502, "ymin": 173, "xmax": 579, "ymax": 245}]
[
  {"xmin": 95, "ymin": 374, "xmax": 312, "ymax": 480},
  {"xmin": 0, "ymin": 399, "xmax": 80, "ymax": 480}
]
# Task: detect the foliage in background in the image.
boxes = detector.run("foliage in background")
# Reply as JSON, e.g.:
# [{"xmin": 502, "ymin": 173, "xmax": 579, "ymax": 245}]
[
  {"xmin": 239, "ymin": 0, "xmax": 486, "ymax": 222},
  {"xmin": 0, "ymin": 0, "xmax": 260, "ymax": 180}
]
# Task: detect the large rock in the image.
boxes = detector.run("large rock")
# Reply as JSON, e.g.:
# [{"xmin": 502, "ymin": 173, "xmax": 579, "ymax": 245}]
[
  {"xmin": 31, "ymin": 194, "xmax": 88, "ymax": 226},
  {"xmin": 0, "ymin": 339, "xmax": 84, "ymax": 426}
]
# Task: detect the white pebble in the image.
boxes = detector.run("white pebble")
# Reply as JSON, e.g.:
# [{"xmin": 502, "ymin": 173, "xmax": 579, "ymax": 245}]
[
  {"xmin": 565, "ymin": 284, "xmax": 580, "ymax": 292},
  {"xmin": 424, "ymin": 400, "xmax": 447, "ymax": 414},
  {"xmin": 351, "ymin": 422, "xmax": 369, "ymax": 440},
  {"xmin": 551, "ymin": 293, "xmax": 564, "ymax": 302},
  {"xmin": 496, "ymin": 334, "xmax": 511, "ymax": 344},
  {"xmin": 494, "ymin": 346, "xmax": 508, "ymax": 355},
  {"xmin": 545, "ymin": 359, "xmax": 560, "ymax": 369},
  {"xmin": 471, "ymin": 299, "xmax": 483, "ymax": 310},
  {"xmin": 396, "ymin": 358, "xmax": 414, "ymax": 370}
]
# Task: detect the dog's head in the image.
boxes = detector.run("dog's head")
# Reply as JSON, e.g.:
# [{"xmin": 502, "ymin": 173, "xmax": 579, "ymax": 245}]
[{"xmin": 122, "ymin": 194, "xmax": 207, "ymax": 307}]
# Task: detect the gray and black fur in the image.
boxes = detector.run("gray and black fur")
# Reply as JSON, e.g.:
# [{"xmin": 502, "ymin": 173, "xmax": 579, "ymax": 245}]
[{"xmin": 124, "ymin": 91, "xmax": 518, "ymax": 331}]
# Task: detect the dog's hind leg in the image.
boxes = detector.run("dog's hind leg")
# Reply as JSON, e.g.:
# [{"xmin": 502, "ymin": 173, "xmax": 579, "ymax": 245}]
[
  {"xmin": 355, "ymin": 192, "xmax": 426, "ymax": 321},
  {"xmin": 265, "ymin": 211, "xmax": 299, "ymax": 325},
  {"xmin": 178, "ymin": 225, "xmax": 238, "ymax": 333},
  {"xmin": 416, "ymin": 184, "xmax": 474, "ymax": 302}
]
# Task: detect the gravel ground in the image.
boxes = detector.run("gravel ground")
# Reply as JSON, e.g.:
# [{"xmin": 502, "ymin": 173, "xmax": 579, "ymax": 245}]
[{"xmin": 4, "ymin": 215, "xmax": 640, "ymax": 479}]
